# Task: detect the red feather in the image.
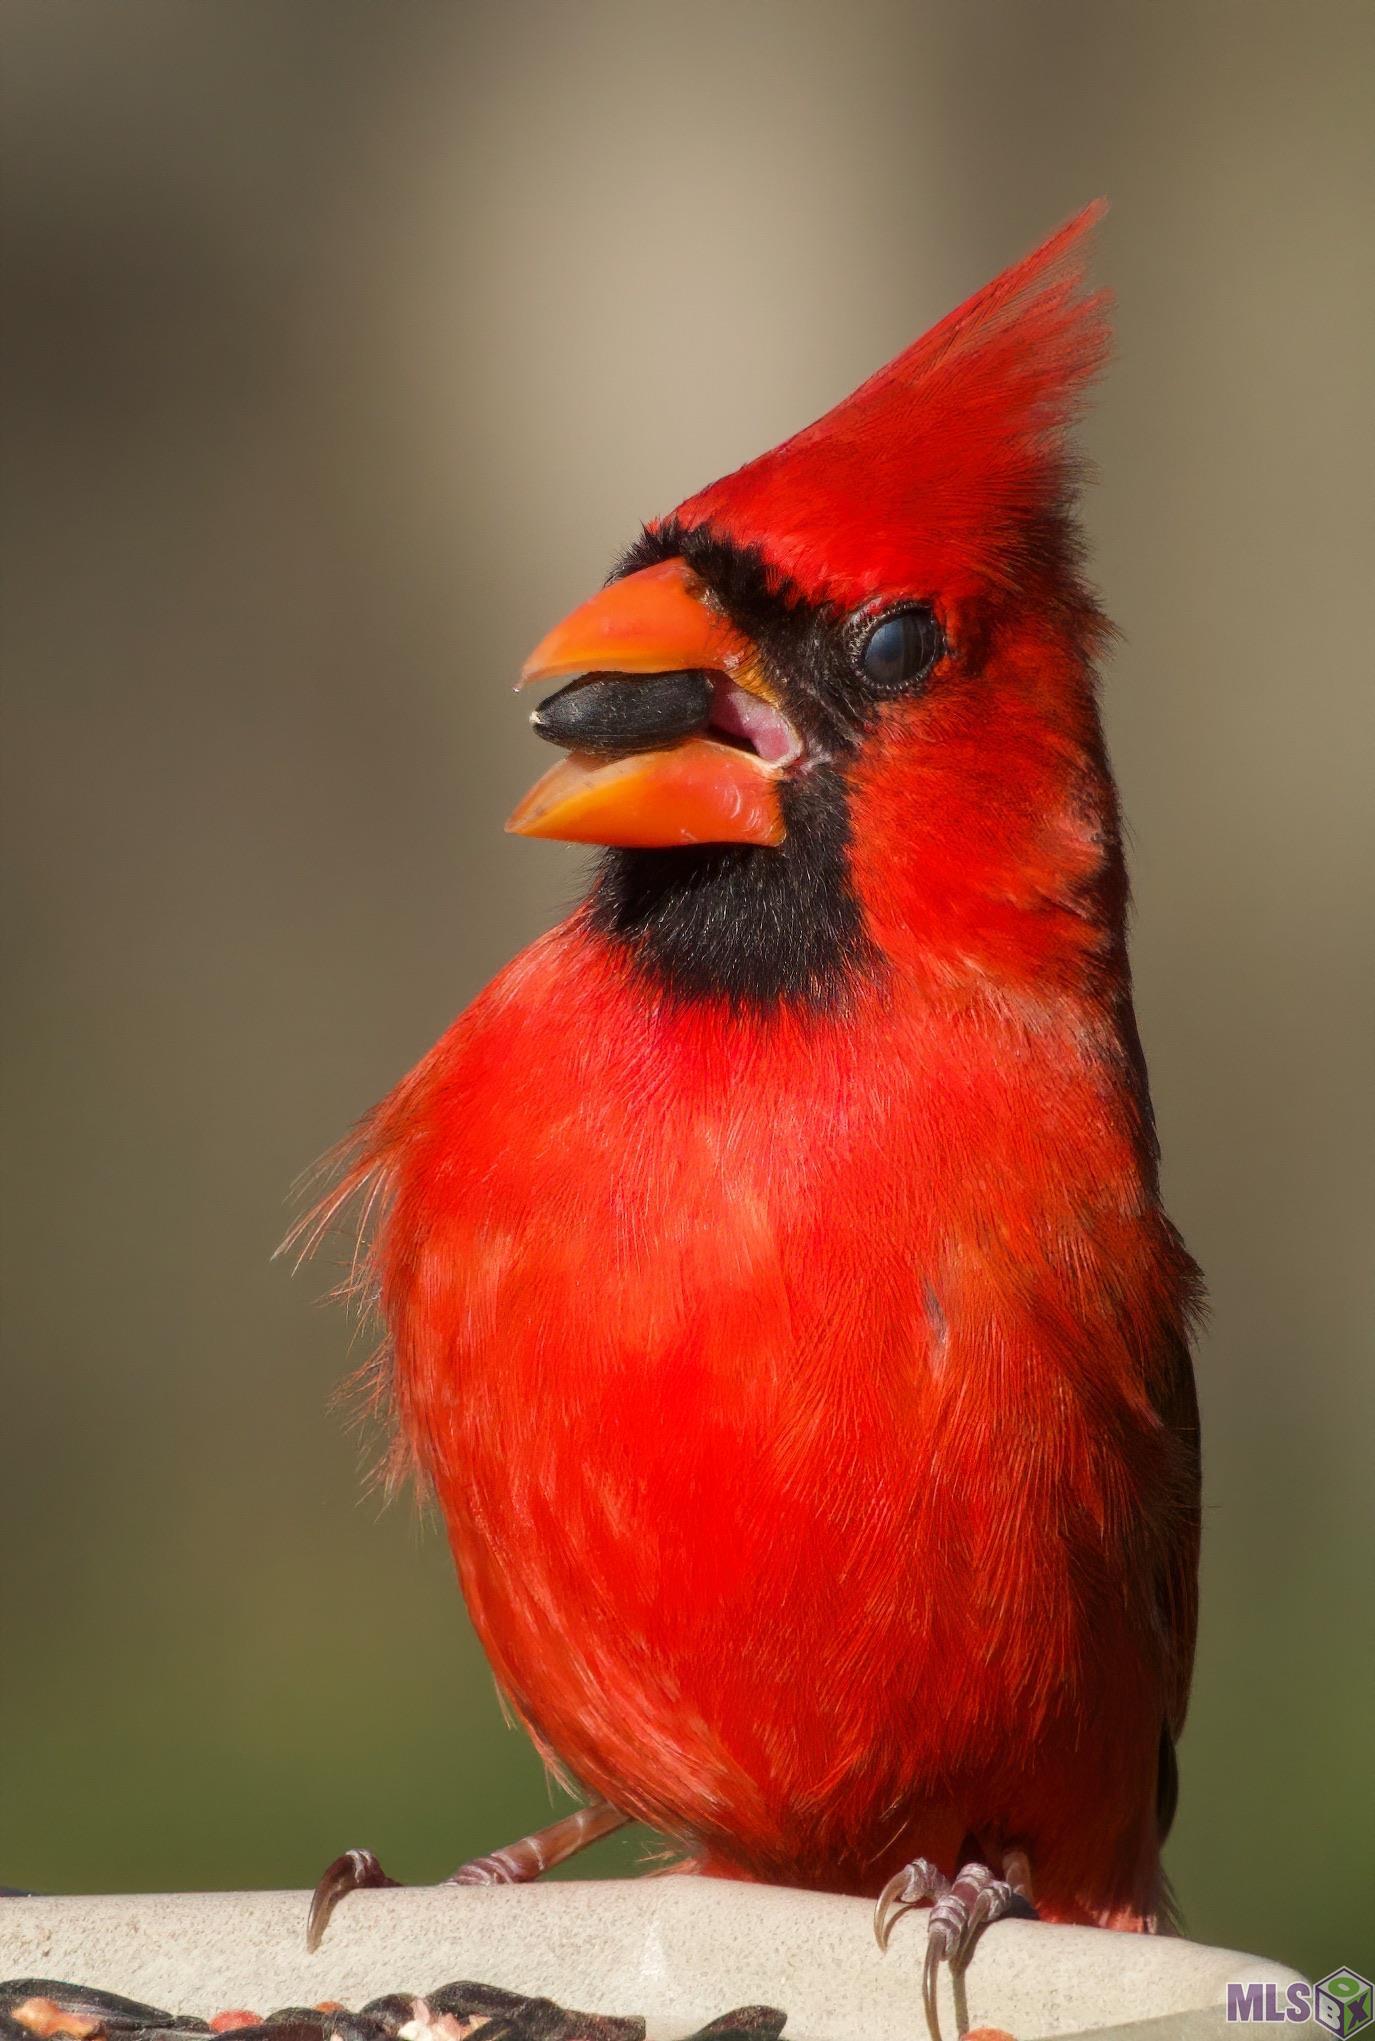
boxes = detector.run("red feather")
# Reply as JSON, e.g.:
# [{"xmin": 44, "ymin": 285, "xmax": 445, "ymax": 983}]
[{"xmin": 672, "ymin": 199, "xmax": 1112, "ymax": 608}]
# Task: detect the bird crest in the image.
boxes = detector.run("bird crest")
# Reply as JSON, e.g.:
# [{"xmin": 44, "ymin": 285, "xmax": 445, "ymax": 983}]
[{"xmin": 668, "ymin": 202, "xmax": 1112, "ymax": 612}]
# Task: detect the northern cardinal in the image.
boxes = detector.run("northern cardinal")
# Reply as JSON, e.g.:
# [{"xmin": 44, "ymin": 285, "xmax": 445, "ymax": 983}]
[{"xmin": 303, "ymin": 205, "xmax": 1202, "ymax": 2021}]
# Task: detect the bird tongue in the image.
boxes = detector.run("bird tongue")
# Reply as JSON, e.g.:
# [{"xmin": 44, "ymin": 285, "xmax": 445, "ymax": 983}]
[{"xmin": 710, "ymin": 678, "xmax": 804, "ymax": 766}]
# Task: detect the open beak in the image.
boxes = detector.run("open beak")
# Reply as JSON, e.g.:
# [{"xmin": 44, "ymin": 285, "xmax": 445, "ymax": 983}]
[{"xmin": 507, "ymin": 557, "xmax": 799, "ymax": 848}]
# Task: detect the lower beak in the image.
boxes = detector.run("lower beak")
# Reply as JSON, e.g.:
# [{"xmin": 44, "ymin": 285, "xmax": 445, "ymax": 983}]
[
  {"xmin": 507, "ymin": 557, "xmax": 791, "ymax": 848},
  {"xmin": 507, "ymin": 737, "xmax": 785, "ymax": 847}
]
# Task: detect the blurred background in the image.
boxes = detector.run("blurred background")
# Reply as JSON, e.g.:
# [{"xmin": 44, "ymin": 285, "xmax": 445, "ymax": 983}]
[{"xmin": 2, "ymin": 0, "xmax": 1371, "ymax": 1986}]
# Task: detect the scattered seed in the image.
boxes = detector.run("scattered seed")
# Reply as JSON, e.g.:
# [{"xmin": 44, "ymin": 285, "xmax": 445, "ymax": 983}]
[
  {"xmin": 355, "ymin": 2002, "xmax": 412, "ymax": 2036},
  {"xmin": 326, "ymin": 2017, "xmax": 391, "ymax": 2041},
  {"xmin": 0, "ymin": 1982, "xmax": 780, "ymax": 2041},
  {"xmin": 12, "ymin": 2000, "xmax": 103, "ymax": 2040},
  {"xmin": 684, "ymin": 2013, "xmax": 787, "ymax": 2040},
  {"xmin": 0, "ymin": 1991, "xmax": 175, "ymax": 2034}
]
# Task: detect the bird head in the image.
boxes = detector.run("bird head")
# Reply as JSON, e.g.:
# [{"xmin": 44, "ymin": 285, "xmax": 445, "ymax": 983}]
[{"xmin": 512, "ymin": 205, "xmax": 1123, "ymax": 1009}]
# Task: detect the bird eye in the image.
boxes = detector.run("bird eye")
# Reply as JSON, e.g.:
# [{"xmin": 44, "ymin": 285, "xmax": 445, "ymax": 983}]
[{"xmin": 855, "ymin": 606, "xmax": 941, "ymax": 695}]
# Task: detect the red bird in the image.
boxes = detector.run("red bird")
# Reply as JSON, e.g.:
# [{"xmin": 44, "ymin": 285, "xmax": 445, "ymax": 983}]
[{"xmin": 304, "ymin": 206, "xmax": 1202, "ymax": 2019}]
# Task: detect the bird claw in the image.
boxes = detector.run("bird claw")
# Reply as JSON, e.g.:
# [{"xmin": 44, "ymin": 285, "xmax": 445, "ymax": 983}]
[
  {"xmin": 876, "ymin": 1853, "xmax": 1036, "ymax": 2041},
  {"xmin": 306, "ymin": 1848, "xmax": 398, "ymax": 1954},
  {"xmin": 873, "ymin": 1857, "xmax": 950, "ymax": 1951},
  {"xmin": 304, "ymin": 1841, "xmax": 531, "ymax": 1951},
  {"xmin": 304, "ymin": 1801, "xmax": 631, "ymax": 1950}
]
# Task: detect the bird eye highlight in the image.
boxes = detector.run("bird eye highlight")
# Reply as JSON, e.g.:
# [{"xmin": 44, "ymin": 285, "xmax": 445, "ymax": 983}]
[{"xmin": 855, "ymin": 605, "xmax": 941, "ymax": 695}]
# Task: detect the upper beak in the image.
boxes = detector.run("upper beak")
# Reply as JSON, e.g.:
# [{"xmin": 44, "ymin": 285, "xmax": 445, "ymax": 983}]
[
  {"xmin": 508, "ymin": 557, "xmax": 794, "ymax": 848},
  {"xmin": 519, "ymin": 557, "xmax": 750, "ymax": 687}
]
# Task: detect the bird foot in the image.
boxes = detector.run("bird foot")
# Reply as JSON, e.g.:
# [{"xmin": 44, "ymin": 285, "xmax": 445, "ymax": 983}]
[
  {"xmin": 874, "ymin": 1849, "xmax": 1036, "ymax": 2041},
  {"xmin": 305, "ymin": 1800, "xmax": 629, "ymax": 1951}
]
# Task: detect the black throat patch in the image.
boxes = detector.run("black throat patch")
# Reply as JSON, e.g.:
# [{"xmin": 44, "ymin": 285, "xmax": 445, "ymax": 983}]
[
  {"xmin": 589, "ymin": 768, "xmax": 878, "ymax": 1011},
  {"xmin": 585, "ymin": 522, "xmax": 881, "ymax": 1012}
]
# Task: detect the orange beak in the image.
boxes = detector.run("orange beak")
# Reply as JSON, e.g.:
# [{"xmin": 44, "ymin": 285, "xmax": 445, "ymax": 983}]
[{"xmin": 508, "ymin": 558, "xmax": 792, "ymax": 848}]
